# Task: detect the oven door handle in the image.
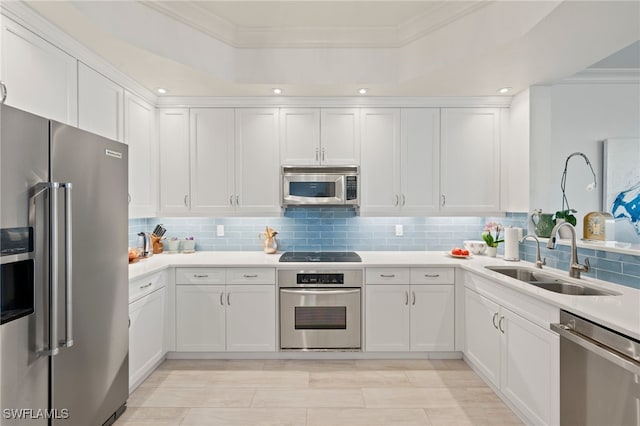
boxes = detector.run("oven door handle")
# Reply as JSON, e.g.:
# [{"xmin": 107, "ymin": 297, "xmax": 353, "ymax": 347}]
[
  {"xmin": 551, "ymin": 323, "xmax": 640, "ymax": 374},
  {"xmin": 280, "ymin": 289, "xmax": 360, "ymax": 296}
]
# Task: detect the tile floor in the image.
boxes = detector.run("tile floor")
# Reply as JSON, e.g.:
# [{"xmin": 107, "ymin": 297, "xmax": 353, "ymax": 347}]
[{"xmin": 117, "ymin": 359, "xmax": 523, "ymax": 426}]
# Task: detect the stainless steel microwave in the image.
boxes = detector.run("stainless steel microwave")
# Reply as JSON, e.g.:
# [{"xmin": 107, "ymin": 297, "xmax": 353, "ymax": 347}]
[{"xmin": 281, "ymin": 166, "xmax": 359, "ymax": 206}]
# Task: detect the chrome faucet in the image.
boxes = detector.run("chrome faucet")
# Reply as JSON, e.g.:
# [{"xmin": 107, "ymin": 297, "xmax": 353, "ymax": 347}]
[
  {"xmin": 520, "ymin": 234, "xmax": 546, "ymax": 269},
  {"xmin": 546, "ymin": 222, "xmax": 590, "ymax": 279}
]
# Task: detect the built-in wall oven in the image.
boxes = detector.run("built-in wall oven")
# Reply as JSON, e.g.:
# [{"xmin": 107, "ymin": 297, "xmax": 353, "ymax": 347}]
[{"xmin": 278, "ymin": 268, "xmax": 363, "ymax": 350}]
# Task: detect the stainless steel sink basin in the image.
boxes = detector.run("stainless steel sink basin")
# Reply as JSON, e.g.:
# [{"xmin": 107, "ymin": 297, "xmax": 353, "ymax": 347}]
[{"xmin": 485, "ymin": 266, "xmax": 619, "ymax": 296}]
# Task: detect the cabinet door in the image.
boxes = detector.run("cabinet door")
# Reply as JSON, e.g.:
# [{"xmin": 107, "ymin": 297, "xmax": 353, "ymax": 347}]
[
  {"xmin": 410, "ymin": 285, "xmax": 454, "ymax": 351},
  {"xmin": 365, "ymin": 284, "xmax": 410, "ymax": 351},
  {"xmin": 2, "ymin": 18, "xmax": 77, "ymax": 125},
  {"xmin": 225, "ymin": 285, "xmax": 276, "ymax": 352},
  {"xmin": 235, "ymin": 108, "xmax": 280, "ymax": 214},
  {"xmin": 321, "ymin": 108, "xmax": 360, "ymax": 165},
  {"xmin": 129, "ymin": 287, "xmax": 165, "ymax": 392},
  {"xmin": 401, "ymin": 109, "xmax": 440, "ymax": 214},
  {"xmin": 158, "ymin": 109, "xmax": 190, "ymax": 214},
  {"xmin": 464, "ymin": 288, "xmax": 501, "ymax": 387},
  {"xmin": 176, "ymin": 285, "xmax": 225, "ymax": 351},
  {"xmin": 501, "ymin": 307, "xmax": 559, "ymax": 426},
  {"xmin": 78, "ymin": 62, "xmax": 124, "ymax": 141},
  {"xmin": 190, "ymin": 108, "xmax": 235, "ymax": 214},
  {"xmin": 280, "ymin": 108, "xmax": 320, "ymax": 165},
  {"xmin": 360, "ymin": 108, "xmax": 401, "ymax": 214},
  {"xmin": 125, "ymin": 91, "xmax": 156, "ymax": 218},
  {"xmin": 441, "ymin": 108, "xmax": 500, "ymax": 212}
]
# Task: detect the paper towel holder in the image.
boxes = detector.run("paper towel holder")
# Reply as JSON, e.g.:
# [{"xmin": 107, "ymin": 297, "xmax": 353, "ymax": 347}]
[{"xmin": 503, "ymin": 227, "xmax": 523, "ymax": 262}]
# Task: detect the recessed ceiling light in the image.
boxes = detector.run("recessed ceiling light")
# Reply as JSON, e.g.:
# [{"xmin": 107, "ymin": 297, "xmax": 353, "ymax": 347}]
[
  {"xmin": 157, "ymin": 88, "xmax": 167, "ymax": 94},
  {"xmin": 498, "ymin": 87, "xmax": 512, "ymax": 94},
  {"xmin": 358, "ymin": 88, "xmax": 368, "ymax": 95},
  {"xmin": 272, "ymin": 88, "xmax": 282, "ymax": 95}
]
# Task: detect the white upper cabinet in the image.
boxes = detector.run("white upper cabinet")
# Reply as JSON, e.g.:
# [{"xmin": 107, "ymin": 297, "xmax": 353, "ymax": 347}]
[
  {"xmin": 235, "ymin": 108, "xmax": 280, "ymax": 214},
  {"xmin": 1, "ymin": 18, "xmax": 77, "ymax": 125},
  {"xmin": 320, "ymin": 108, "xmax": 360, "ymax": 165},
  {"xmin": 158, "ymin": 108, "xmax": 190, "ymax": 214},
  {"xmin": 280, "ymin": 108, "xmax": 321, "ymax": 165},
  {"xmin": 78, "ymin": 62, "xmax": 124, "ymax": 142},
  {"xmin": 440, "ymin": 108, "xmax": 501, "ymax": 213},
  {"xmin": 125, "ymin": 91, "xmax": 156, "ymax": 218},
  {"xmin": 190, "ymin": 108, "xmax": 235, "ymax": 215},
  {"xmin": 360, "ymin": 108, "xmax": 401, "ymax": 214},
  {"xmin": 280, "ymin": 108, "xmax": 359, "ymax": 165}
]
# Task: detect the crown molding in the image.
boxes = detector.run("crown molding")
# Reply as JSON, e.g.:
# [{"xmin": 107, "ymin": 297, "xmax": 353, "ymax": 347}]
[
  {"xmin": 560, "ymin": 68, "xmax": 640, "ymax": 84},
  {"xmin": 1, "ymin": 2, "xmax": 158, "ymax": 105},
  {"xmin": 155, "ymin": 96, "xmax": 513, "ymax": 109}
]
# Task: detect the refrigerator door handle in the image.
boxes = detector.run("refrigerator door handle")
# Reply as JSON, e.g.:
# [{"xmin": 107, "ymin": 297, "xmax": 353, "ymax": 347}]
[
  {"xmin": 61, "ymin": 182, "xmax": 74, "ymax": 348},
  {"xmin": 31, "ymin": 182, "xmax": 61, "ymax": 357}
]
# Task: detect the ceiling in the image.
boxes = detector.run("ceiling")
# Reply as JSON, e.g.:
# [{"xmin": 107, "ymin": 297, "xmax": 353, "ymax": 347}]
[{"xmin": 24, "ymin": 1, "xmax": 640, "ymax": 98}]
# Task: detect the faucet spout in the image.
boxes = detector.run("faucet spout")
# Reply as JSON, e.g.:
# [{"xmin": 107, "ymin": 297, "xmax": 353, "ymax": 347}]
[
  {"xmin": 547, "ymin": 222, "xmax": 590, "ymax": 278},
  {"xmin": 521, "ymin": 234, "xmax": 545, "ymax": 269}
]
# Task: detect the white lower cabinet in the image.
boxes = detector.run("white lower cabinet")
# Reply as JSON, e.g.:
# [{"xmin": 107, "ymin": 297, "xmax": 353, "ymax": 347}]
[
  {"xmin": 128, "ymin": 272, "xmax": 167, "ymax": 393},
  {"xmin": 365, "ymin": 268, "xmax": 454, "ymax": 352},
  {"xmin": 175, "ymin": 268, "xmax": 276, "ymax": 352},
  {"xmin": 464, "ymin": 282, "xmax": 559, "ymax": 426}
]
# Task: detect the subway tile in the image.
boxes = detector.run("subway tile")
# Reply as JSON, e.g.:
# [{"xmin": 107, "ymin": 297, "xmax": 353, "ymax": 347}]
[
  {"xmin": 622, "ymin": 263, "xmax": 640, "ymax": 278},
  {"xmin": 594, "ymin": 258, "xmax": 622, "ymax": 273},
  {"xmin": 596, "ymin": 270, "xmax": 640, "ymax": 289}
]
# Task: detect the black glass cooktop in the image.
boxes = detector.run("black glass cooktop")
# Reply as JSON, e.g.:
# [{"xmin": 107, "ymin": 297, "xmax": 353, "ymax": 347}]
[{"xmin": 279, "ymin": 251, "xmax": 362, "ymax": 263}]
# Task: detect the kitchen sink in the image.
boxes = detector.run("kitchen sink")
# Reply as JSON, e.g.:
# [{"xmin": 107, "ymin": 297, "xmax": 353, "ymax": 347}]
[{"xmin": 485, "ymin": 266, "xmax": 619, "ymax": 296}]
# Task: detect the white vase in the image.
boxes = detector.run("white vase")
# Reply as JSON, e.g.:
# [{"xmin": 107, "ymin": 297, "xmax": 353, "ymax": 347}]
[{"xmin": 486, "ymin": 246, "xmax": 498, "ymax": 257}]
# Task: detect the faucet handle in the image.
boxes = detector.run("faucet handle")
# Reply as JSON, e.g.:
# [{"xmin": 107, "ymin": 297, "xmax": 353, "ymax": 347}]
[{"xmin": 583, "ymin": 257, "xmax": 590, "ymax": 273}]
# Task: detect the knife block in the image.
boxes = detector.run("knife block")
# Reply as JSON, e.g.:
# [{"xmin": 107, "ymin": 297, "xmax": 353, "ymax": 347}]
[{"xmin": 151, "ymin": 235, "xmax": 163, "ymax": 254}]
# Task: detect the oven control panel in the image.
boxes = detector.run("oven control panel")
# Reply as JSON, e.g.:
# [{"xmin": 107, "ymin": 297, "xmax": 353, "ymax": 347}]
[{"xmin": 297, "ymin": 273, "xmax": 344, "ymax": 285}]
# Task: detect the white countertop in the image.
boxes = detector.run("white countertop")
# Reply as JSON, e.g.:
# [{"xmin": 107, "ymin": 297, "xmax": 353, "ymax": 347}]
[{"xmin": 129, "ymin": 251, "xmax": 640, "ymax": 341}]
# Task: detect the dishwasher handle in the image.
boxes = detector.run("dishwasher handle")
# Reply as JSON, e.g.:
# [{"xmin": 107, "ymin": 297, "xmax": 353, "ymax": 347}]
[
  {"xmin": 280, "ymin": 288, "xmax": 360, "ymax": 296},
  {"xmin": 551, "ymin": 323, "xmax": 640, "ymax": 375}
]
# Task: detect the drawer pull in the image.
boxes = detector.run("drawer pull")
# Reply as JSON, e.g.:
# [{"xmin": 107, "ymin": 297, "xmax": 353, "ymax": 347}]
[
  {"xmin": 243, "ymin": 274, "xmax": 258, "ymax": 278},
  {"xmin": 424, "ymin": 274, "xmax": 440, "ymax": 278},
  {"xmin": 139, "ymin": 282, "xmax": 153, "ymax": 289},
  {"xmin": 193, "ymin": 274, "xmax": 209, "ymax": 278},
  {"xmin": 380, "ymin": 274, "xmax": 396, "ymax": 278}
]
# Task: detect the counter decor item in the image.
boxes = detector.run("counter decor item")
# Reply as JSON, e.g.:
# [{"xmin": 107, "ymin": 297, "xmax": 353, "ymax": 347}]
[
  {"xmin": 182, "ymin": 237, "xmax": 196, "ymax": 253},
  {"xmin": 503, "ymin": 227, "xmax": 523, "ymax": 261},
  {"xmin": 583, "ymin": 211, "xmax": 615, "ymax": 241},
  {"xmin": 166, "ymin": 237, "xmax": 180, "ymax": 253},
  {"xmin": 556, "ymin": 151, "xmax": 597, "ymax": 238},
  {"xmin": 530, "ymin": 209, "xmax": 555, "ymax": 238},
  {"xmin": 259, "ymin": 226, "xmax": 279, "ymax": 254},
  {"xmin": 463, "ymin": 240, "xmax": 487, "ymax": 255},
  {"xmin": 482, "ymin": 222, "xmax": 503, "ymax": 257},
  {"xmin": 151, "ymin": 234, "xmax": 163, "ymax": 254}
]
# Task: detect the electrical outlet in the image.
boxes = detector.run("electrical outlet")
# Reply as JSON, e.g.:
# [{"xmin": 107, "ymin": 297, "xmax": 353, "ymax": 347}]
[
  {"xmin": 217, "ymin": 225, "xmax": 225, "ymax": 236},
  {"xmin": 395, "ymin": 224, "xmax": 403, "ymax": 236}
]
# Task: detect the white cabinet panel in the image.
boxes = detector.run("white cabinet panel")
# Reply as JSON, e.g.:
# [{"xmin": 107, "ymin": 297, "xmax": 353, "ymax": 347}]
[
  {"xmin": 235, "ymin": 108, "xmax": 280, "ymax": 214},
  {"xmin": 176, "ymin": 285, "xmax": 226, "ymax": 352},
  {"xmin": 125, "ymin": 91, "xmax": 156, "ymax": 218},
  {"xmin": 158, "ymin": 108, "xmax": 190, "ymax": 214},
  {"xmin": 365, "ymin": 284, "xmax": 410, "ymax": 352},
  {"xmin": 360, "ymin": 108, "xmax": 401, "ymax": 213},
  {"xmin": 280, "ymin": 108, "xmax": 320, "ymax": 165},
  {"xmin": 129, "ymin": 286, "xmax": 165, "ymax": 392},
  {"xmin": 321, "ymin": 108, "xmax": 360, "ymax": 165},
  {"xmin": 190, "ymin": 108, "xmax": 235, "ymax": 214},
  {"xmin": 78, "ymin": 62, "xmax": 123, "ymax": 141},
  {"xmin": 411, "ymin": 285, "xmax": 454, "ymax": 351},
  {"xmin": 225, "ymin": 285, "xmax": 276, "ymax": 352},
  {"xmin": 1, "ymin": 18, "xmax": 77, "ymax": 125},
  {"xmin": 441, "ymin": 108, "xmax": 500, "ymax": 212}
]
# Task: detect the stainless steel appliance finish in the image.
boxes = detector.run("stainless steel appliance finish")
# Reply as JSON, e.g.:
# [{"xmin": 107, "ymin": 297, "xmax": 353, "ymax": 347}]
[
  {"xmin": 1, "ymin": 105, "xmax": 129, "ymax": 425},
  {"xmin": 278, "ymin": 269, "xmax": 363, "ymax": 350},
  {"xmin": 551, "ymin": 311, "xmax": 640, "ymax": 426},
  {"xmin": 279, "ymin": 251, "xmax": 362, "ymax": 263},
  {"xmin": 281, "ymin": 166, "xmax": 359, "ymax": 206}
]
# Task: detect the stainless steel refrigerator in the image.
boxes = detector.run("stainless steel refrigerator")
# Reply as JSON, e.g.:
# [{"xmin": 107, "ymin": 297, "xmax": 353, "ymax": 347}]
[{"xmin": 1, "ymin": 105, "xmax": 128, "ymax": 425}]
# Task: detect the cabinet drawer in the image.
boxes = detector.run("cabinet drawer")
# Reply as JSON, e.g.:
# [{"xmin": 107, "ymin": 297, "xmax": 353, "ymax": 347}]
[
  {"xmin": 411, "ymin": 268, "xmax": 455, "ymax": 284},
  {"xmin": 129, "ymin": 271, "xmax": 165, "ymax": 303},
  {"xmin": 226, "ymin": 268, "xmax": 275, "ymax": 285},
  {"xmin": 176, "ymin": 268, "xmax": 225, "ymax": 285},
  {"xmin": 366, "ymin": 268, "xmax": 410, "ymax": 284}
]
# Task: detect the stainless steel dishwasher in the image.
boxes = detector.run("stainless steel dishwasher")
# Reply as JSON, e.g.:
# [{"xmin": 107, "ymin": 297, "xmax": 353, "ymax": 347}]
[{"xmin": 551, "ymin": 311, "xmax": 640, "ymax": 426}]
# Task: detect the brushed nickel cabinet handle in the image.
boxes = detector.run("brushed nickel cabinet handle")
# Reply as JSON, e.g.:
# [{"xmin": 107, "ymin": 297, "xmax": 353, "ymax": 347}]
[
  {"xmin": 492, "ymin": 312, "xmax": 499, "ymax": 330},
  {"xmin": 405, "ymin": 291, "xmax": 409, "ymax": 305},
  {"xmin": 227, "ymin": 293, "xmax": 231, "ymax": 306},
  {"xmin": 442, "ymin": 194, "xmax": 446, "ymax": 206},
  {"xmin": 220, "ymin": 292, "xmax": 224, "ymax": 306},
  {"xmin": 0, "ymin": 81, "xmax": 7, "ymax": 104},
  {"xmin": 401, "ymin": 194, "xmax": 406, "ymax": 206},
  {"xmin": 184, "ymin": 195, "xmax": 189, "ymax": 207},
  {"xmin": 412, "ymin": 291, "xmax": 416, "ymax": 305},
  {"xmin": 140, "ymin": 282, "xmax": 152, "ymax": 289},
  {"xmin": 229, "ymin": 195, "xmax": 234, "ymax": 205},
  {"xmin": 243, "ymin": 274, "xmax": 258, "ymax": 278},
  {"xmin": 380, "ymin": 274, "xmax": 395, "ymax": 278},
  {"xmin": 424, "ymin": 274, "xmax": 440, "ymax": 278},
  {"xmin": 499, "ymin": 316, "xmax": 505, "ymax": 334}
]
